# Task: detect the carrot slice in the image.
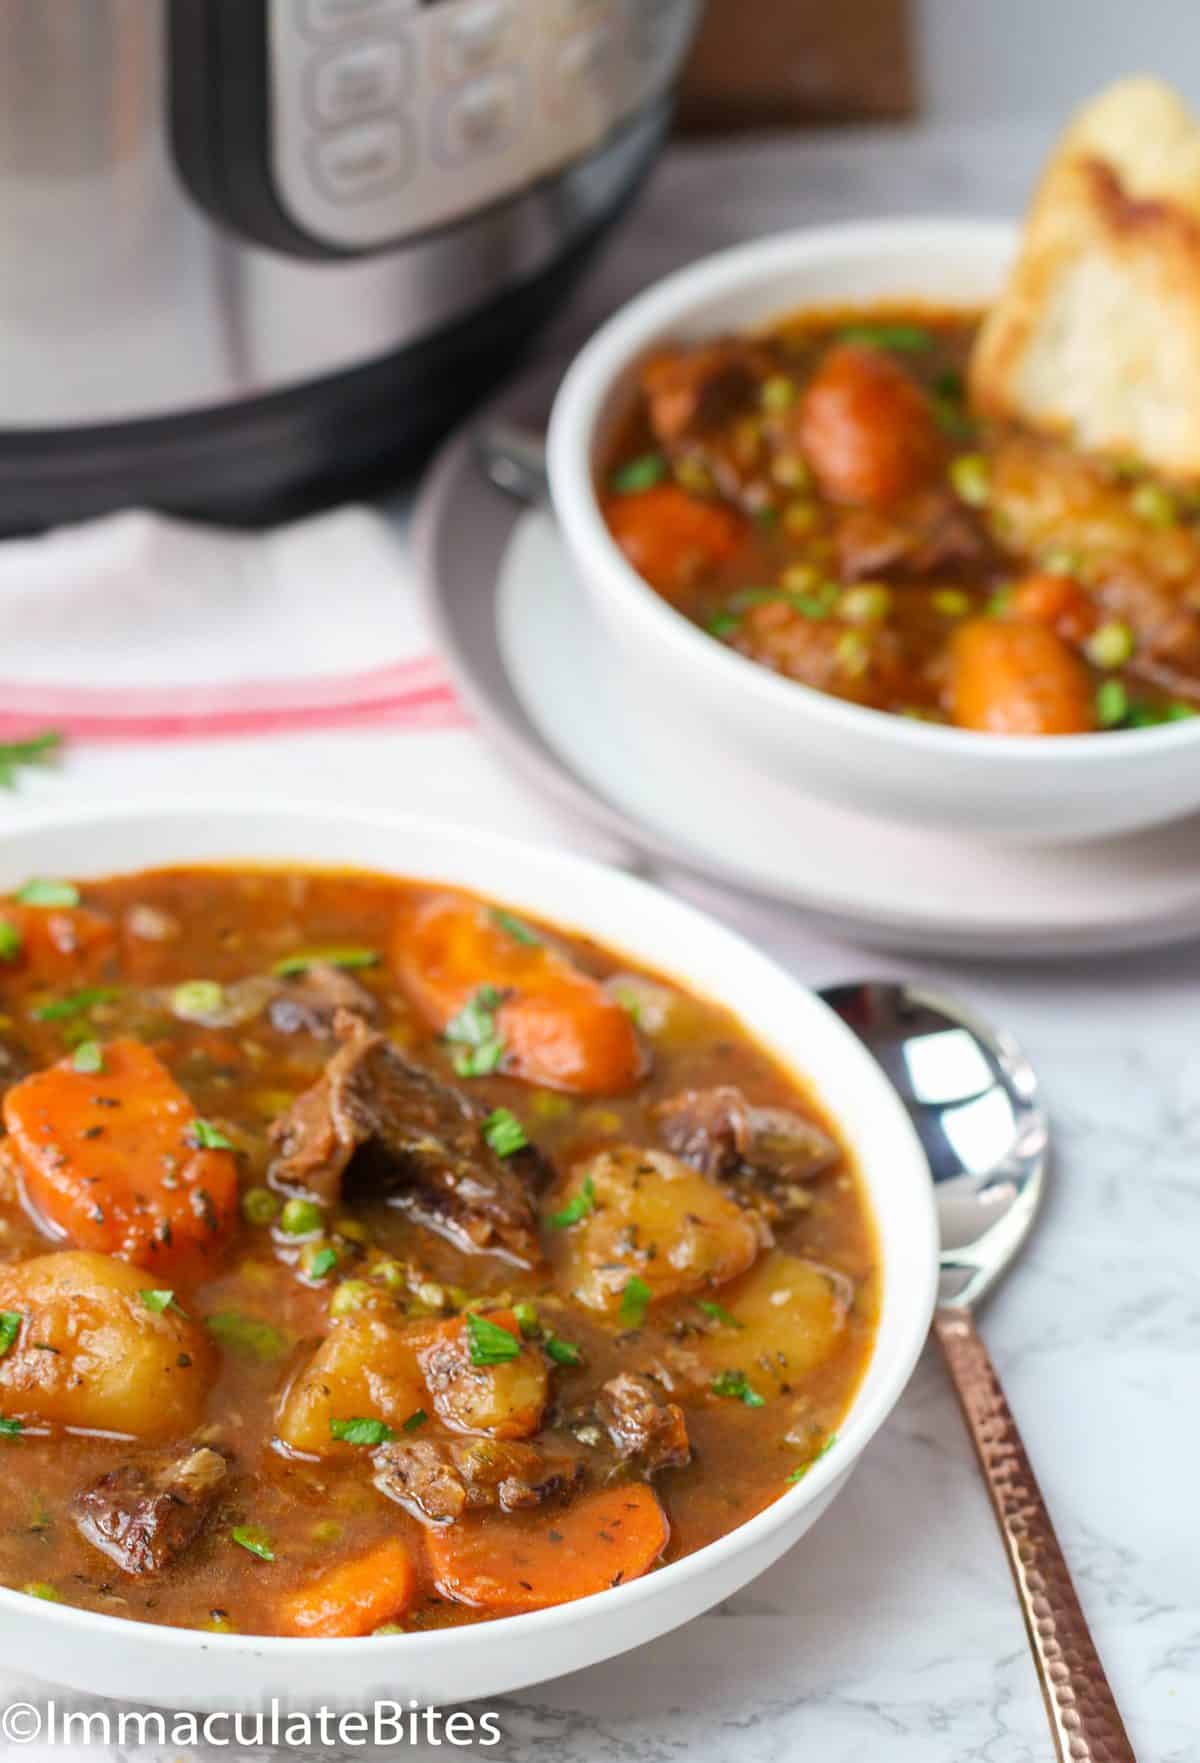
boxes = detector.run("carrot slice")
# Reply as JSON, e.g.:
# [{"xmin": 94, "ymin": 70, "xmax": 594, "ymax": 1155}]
[
  {"xmin": 2, "ymin": 1038, "xmax": 239, "ymax": 1276},
  {"xmin": 797, "ymin": 343, "xmax": 944, "ymax": 507},
  {"xmin": 426, "ymin": 1483, "xmax": 669, "ymax": 1613},
  {"xmin": 602, "ymin": 485, "xmax": 745, "ymax": 598},
  {"xmin": 278, "ymin": 1540, "xmax": 417, "ymax": 1639},
  {"xmin": 949, "ymin": 619, "xmax": 1095, "ymax": 735},
  {"xmin": 395, "ymin": 895, "xmax": 642, "ymax": 1095},
  {"xmin": 0, "ymin": 903, "xmax": 116, "ymax": 984}
]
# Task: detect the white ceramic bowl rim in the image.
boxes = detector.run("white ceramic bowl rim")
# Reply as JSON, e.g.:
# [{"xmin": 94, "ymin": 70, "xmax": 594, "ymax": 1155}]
[
  {"xmin": 0, "ymin": 795, "xmax": 937, "ymax": 1669},
  {"xmin": 548, "ymin": 215, "xmax": 1200, "ymax": 763}
]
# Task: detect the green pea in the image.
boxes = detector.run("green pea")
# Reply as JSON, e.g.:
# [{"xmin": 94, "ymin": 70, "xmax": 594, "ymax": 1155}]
[
  {"xmin": 950, "ymin": 453, "xmax": 989, "ymax": 507},
  {"xmin": 279, "ymin": 1197, "xmax": 323, "ymax": 1237},
  {"xmin": 329, "ymin": 1279, "xmax": 374, "ymax": 1319},
  {"xmin": 241, "ymin": 1186, "xmax": 280, "ymax": 1227},
  {"xmin": 838, "ymin": 584, "xmax": 892, "ymax": 624},
  {"xmin": 1085, "ymin": 620, "xmax": 1135, "ymax": 670},
  {"xmin": 1130, "ymin": 480, "xmax": 1177, "ymax": 527}
]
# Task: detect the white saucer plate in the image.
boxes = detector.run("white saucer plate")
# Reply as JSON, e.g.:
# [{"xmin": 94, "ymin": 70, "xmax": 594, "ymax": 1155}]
[{"xmin": 415, "ymin": 410, "xmax": 1200, "ymax": 959}]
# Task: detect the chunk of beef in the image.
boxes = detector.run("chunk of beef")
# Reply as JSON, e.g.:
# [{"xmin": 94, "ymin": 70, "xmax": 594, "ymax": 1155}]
[
  {"xmin": 267, "ymin": 963, "xmax": 377, "ymax": 1037},
  {"xmin": 373, "ymin": 1435, "xmax": 584, "ymax": 1525},
  {"xmin": 834, "ymin": 490, "xmax": 992, "ymax": 582},
  {"xmin": 596, "ymin": 1373, "xmax": 690, "ymax": 1474},
  {"xmin": 73, "ymin": 1446, "xmax": 228, "ymax": 1576},
  {"xmin": 641, "ymin": 341, "xmax": 772, "ymax": 449},
  {"xmin": 267, "ymin": 1011, "xmax": 542, "ymax": 1266},
  {"xmin": 653, "ymin": 1085, "xmax": 838, "ymax": 1221}
]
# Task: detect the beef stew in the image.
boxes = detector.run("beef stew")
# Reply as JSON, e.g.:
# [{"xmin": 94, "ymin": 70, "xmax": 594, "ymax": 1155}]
[
  {"xmin": 0, "ymin": 867, "xmax": 877, "ymax": 1638},
  {"xmin": 602, "ymin": 305, "xmax": 1200, "ymax": 733}
]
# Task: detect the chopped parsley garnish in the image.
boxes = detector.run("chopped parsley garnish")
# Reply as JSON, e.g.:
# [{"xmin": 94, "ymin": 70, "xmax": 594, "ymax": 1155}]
[
  {"xmin": 0, "ymin": 732, "xmax": 62, "ymax": 792},
  {"xmin": 707, "ymin": 612, "xmax": 740, "ymax": 639},
  {"xmin": 205, "ymin": 1311, "xmax": 289, "ymax": 1362},
  {"xmin": 272, "ymin": 947, "xmax": 380, "ymax": 977},
  {"xmin": 189, "ymin": 1118, "xmax": 234, "ymax": 1151},
  {"xmin": 619, "ymin": 1275, "xmax": 652, "ymax": 1330},
  {"xmin": 445, "ymin": 985, "xmax": 506, "ymax": 1077},
  {"xmin": 15, "ymin": 877, "xmax": 79, "ymax": 908},
  {"xmin": 837, "ymin": 321, "xmax": 932, "ymax": 352},
  {"xmin": 710, "ymin": 1369, "xmax": 765, "ymax": 1408},
  {"xmin": 402, "ymin": 1409, "xmax": 428, "ymax": 1434},
  {"xmin": 482, "ymin": 1107, "xmax": 528, "ymax": 1157},
  {"xmin": 544, "ymin": 1332, "xmax": 583, "ymax": 1366},
  {"xmin": 788, "ymin": 589, "xmax": 838, "ymax": 620},
  {"xmin": 548, "ymin": 1173, "xmax": 596, "ymax": 1230},
  {"xmin": 788, "ymin": 1433, "xmax": 837, "ymax": 1482},
  {"xmin": 1095, "ymin": 678, "xmax": 1129, "ymax": 729},
  {"xmin": 70, "ymin": 1040, "xmax": 103, "ymax": 1075},
  {"xmin": 330, "ymin": 1416, "xmax": 396, "ymax": 1447},
  {"xmin": 610, "ymin": 452, "xmax": 667, "ymax": 495},
  {"xmin": 31, "ymin": 986, "xmax": 117, "ymax": 1022},
  {"xmin": 305, "ymin": 1245, "xmax": 338, "ymax": 1280},
  {"xmin": 140, "ymin": 1289, "xmax": 179, "ymax": 1316},
  {"xmin": 0, "ymin": 1417, "xmax": 25, "ymax": 1437},
  {"xmin": 230, "ymin": 1525, "xmax": 274, "ymax": 1561},
  {"xmin": 489, "ymin": 908, "xmax": 540, "ymax": 947},
  {"xmin": 0, "ymin": 1312, "xmax": 22, "ymax": 1359},
  {"xmin": 697, "ymin": 1299, "xmax": 741, "ymax": 1329},
  {"xmin": 465, "ymin": 1311, "xmax": 521, "ymax": 1366},
  {"xmin": 0, "ymin": 919, "xmax": 22, "ymax": 962}
]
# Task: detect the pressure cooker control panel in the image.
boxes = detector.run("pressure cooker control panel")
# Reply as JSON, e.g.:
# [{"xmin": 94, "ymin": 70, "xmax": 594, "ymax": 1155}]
[{"xmin": 169, "ymin": 0, "xmax": 700, "ymax": 257}]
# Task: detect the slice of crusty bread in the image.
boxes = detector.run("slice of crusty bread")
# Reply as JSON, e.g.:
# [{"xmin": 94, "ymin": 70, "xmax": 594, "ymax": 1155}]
[{"xmin": 970, "ymin": 77, "xmax": 1200, "ymax": 483}]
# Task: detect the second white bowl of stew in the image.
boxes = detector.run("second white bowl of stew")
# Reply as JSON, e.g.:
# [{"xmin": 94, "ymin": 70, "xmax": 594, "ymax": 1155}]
[
  {"xmin": 547, "ymin": 219, "xmax": 1200, "ymax": 844},
  {"xmin": 0, "ymin": 799, "xmax": 935, "ymax": 1711}
]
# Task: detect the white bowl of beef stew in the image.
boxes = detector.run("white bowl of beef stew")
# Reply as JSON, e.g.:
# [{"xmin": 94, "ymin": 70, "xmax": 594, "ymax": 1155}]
[
  {"xmin": 547, "ymin": 218, "xmax": 1200, "ymax": 844},
  {"xmin": 0, "ymin": 798, "xmax": 936, "ymax": 1710}
]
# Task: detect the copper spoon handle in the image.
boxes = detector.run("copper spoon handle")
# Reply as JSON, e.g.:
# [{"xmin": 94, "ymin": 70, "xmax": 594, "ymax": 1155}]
[{"xmin": 933, "ymin": 1309, "xmax": 1137, "ymax": 1763}]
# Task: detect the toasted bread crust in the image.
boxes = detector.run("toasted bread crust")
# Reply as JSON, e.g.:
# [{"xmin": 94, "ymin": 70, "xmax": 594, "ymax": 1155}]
[{"xmin": 970, "ymin": 78, "xmax": 1200, "ymax": 482}]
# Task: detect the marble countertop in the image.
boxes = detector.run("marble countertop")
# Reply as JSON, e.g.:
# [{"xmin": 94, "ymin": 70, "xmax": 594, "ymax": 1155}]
[{"xmin": 2, "ymin": 123, "xmax": 1197, "ymax": 1762}]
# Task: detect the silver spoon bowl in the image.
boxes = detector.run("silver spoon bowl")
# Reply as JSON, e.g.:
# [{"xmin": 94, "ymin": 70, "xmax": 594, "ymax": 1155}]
[{"xmin": 825, "ymin": 982, "xmax": 1134, "ymax": 1763}]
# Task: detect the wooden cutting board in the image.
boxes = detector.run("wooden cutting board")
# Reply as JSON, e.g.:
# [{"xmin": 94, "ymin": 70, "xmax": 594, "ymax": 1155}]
[{"xmin": 678, "ymin": 0, "xmax": 916, "ymax": 131}]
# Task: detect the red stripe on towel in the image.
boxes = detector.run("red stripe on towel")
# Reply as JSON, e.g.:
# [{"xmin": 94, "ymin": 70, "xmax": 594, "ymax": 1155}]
[{"xmin": 0, "ymin": 659, "xmax": 471, "ymax": 743}]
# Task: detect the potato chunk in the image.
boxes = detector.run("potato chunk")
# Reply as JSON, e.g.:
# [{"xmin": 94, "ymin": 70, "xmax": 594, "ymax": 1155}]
[
  {"xmin": 0, "ymin": 1250, "xmax": 216, "ymax": 1439},
  {"xmin": 277, "ymin": 1309, "xmax": 548, "ymax": 1455},
  {"xmin": 700, "ymin": 1250, "xmax": 850, "ymax": 1399},
  {"xmin": 552, "ymin": 1146, "xmax": 764, "ymax": 1313},
  {"xmin": 275, "ymin": 1314, "xmax": 427, "ymax": 1459},
  {"xmin": 417, "ymin": 1311, "xmax": 548, "ymax": 1440}
]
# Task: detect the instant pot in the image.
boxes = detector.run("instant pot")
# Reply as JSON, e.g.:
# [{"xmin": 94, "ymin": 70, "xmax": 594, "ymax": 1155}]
[{"xmin": 0, "ymin": 0, "xmax": 700, "ymax": 528}]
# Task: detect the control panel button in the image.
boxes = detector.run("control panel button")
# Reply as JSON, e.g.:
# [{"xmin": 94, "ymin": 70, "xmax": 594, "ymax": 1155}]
[
  {"xmin": 438, "ymin": 0, "xmax": 514, "ymax": 83},
  {"xmin": 308, "ymin": 117, "xmax": 417, "ymax": 201},
  {"xmin": 307, "ymin": 37, "xmax": 414, "ymax": 125},
  {"xmin": 435, "ymin": 68, "xmax": 523, "ymax": 164},
  {"xmin": 301, "ymin": 0, "xmax": 417, "ymax": 40}
]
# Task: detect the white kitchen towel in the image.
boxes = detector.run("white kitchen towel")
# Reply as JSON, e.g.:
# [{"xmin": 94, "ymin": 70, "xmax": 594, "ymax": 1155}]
[
  {"xmin": 0, "ymin": 505, "xmax": 464, "ymax": 741},
  {"xmin": 0, "ymin": 497, "xmax": 595, "ymax": 860}
]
